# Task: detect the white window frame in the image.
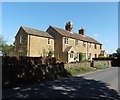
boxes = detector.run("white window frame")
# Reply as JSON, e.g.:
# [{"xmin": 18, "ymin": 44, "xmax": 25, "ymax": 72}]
[
  {"xmin": 64, "ymin": 37, "xmax": 68, "ymax": 44},
  {"xmin": 20, "ymin": 36, "xmax": 24, "ymax": 44},
  {"xmin": 70, "ymin": 53, "xmax": 74, "ymax": 58}
]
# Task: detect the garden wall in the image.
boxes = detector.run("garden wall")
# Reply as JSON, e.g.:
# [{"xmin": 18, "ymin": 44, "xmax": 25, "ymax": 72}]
[
  {"xmin": 64, "ymin": 62, "xmax": 91, "ymax": 69},
  {"xmin": 93, "ymin": 60, "xmax": 111, "ymax": 68},
  {"xmin": 2, "ymin": 56, "xmax": 112, "ymax": 89},
  {"xmin": 64, "ymin": 60, "xmax": 112, "ymax": 69}
]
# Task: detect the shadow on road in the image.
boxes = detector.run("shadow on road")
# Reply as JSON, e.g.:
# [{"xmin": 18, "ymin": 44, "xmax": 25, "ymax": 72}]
[{"xmin": 2, "ymin": 76, "xmax": 120, "ymax": 100}]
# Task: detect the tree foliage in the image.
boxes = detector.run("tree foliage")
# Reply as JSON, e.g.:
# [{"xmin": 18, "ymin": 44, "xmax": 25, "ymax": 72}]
[
  {"xmin": 79, "ymin": 52, "xmax": 83, "ymax": 61},
  {"xmin": 0, "ymin": 36, "xmax": 13, "ymax": 55},
  {"xmin": 116, "ymin": 48, "xmax": 120, "ymax": 56},
  {"xmin": 112, "ymin": 48, "xmax": 120, "ymax": 57}
]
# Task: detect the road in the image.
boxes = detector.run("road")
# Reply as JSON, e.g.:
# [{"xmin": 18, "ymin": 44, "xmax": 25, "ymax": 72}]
[{"xmin": 2, "ymin": 67, "xmax": 120, "ymax": 99}]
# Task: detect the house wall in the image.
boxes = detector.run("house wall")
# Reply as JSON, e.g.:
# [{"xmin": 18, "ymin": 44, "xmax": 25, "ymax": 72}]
[
  {"xmin": 28, "ymin": 35, "xmax": 54, "ymax": 57},
  {"xmin": 91, "ymin": 44, "xmax": 101, "ymax": 58},
  {"xmin": 62, "ymin": 36, "xmax": 102, "ymax": 62},
  {"xmin": 14, "ymin": 26, "xmax": 102, "ymax": 63},
  {"xmin": 14, "ymin": 28, "xmax": 28, "ymax": 56},
  {"xmin": 47, "ymin": 27, "xmax": 63, "ymax": 62}
]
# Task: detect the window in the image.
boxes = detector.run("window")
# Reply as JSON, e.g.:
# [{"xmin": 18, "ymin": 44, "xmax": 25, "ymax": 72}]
[
  {"xmin": 83, "ymin": 42, "xmax": 86, "ymax": 47},
  {"xmin": 18, "ymin": 51, "xmax": 23, "ymax": 56},
  {"xmin": 20, "ymin": 36, "xmax": 24, "ymax": 44},
  {"xmin": 95, "ymin": 54, "xmax": 97, "ymax": 58},
  {"xmin": 83, "ymin": 53, "xmax": 86, "ymax": 60},
  {"xmin": 48, "ymin": 38, "xmax": 50, "ymax": 44},
  {"xmin": 94, "ymin": 44, "xmax": 97, "ymax": 49},
  {"xmin": 89, "ymin": 43, "xmax": 92, "ymax": 48},
  {"xmin": 76, "ymin": 53, "xmax": 79, "ymax": 59},
  {"xmin": 88, "ymin": 53, "xmax": 92, "ymax": 60},
  {"xmin": 70, "ymin": 53, "xmax": 74, "ymax": 58},
  {"xmin": 75, "ymin": 40, "xmax": 79, "ymax": 46},
  {"xmin": 64, "ymin": 37, "xmax": 68, "ymax": 44}
]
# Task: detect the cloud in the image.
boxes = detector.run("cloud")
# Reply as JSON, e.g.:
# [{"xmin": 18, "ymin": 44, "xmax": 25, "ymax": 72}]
[{"xmin": 93, "ymin": 33, "xmax": 99, "ymax": 37}]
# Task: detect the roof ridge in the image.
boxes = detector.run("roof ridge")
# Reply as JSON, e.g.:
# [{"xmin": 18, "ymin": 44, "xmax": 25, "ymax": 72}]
[
  {"xmin": 20, "ymin": 26, "xmax": 53, "ymax": 38},
  {"xmin": 50, "ymin": 26, "xmax": 102, "ymax": 44},
  {"xmin": 21, "ymin": 26, "xmax": 48, "ymax": 33}
]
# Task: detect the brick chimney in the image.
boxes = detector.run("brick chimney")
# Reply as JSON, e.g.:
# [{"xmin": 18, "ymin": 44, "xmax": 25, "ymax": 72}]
[
  {"xmin": 65, "ymin": 21, "xmax": 73, "ymax": 32},
  {"xmin": 79, "ymin": 27, "xmax": 86, "ymax": 35}
]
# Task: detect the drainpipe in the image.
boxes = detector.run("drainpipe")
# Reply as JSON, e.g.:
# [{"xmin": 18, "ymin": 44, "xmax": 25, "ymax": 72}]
[
  {"xmin": 29, "ymin": 35, "xmax": 30, "ymax": 56},
  {"xmin": 87, "ymin": 42, "xmax": 89, "ymax": 60},
  {"xmin": 27, "ymin": 35, "xmax": 30, "ymax": 56}
]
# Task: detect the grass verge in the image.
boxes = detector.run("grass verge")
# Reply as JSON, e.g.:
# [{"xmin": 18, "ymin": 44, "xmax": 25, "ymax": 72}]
[
  {"xmin": 67, "ymin": 66, "xmax": 97, "ymax": 75},
  {"xmin": 94, "ymin": 64, "xmax": 109, "ymax": 70},
  {"xmin": 67, "ymin": 65, "xmax": 109, "ymax": 75}
]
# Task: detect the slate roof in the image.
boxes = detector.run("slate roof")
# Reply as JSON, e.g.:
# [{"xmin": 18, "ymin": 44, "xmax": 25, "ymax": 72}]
[
  {"xmin": 50, "ymin": 26, "xmax": 102, "ymax": 44},
  {"xmin": 21, "ymin": 26, "xmax": 53, "ymax": 38}
]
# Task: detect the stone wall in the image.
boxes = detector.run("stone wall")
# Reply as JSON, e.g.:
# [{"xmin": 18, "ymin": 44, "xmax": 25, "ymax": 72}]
[
  {"xmin": 64, "ymin": 62, "xmax": 91, "ymax": 69},
  {"xmin": 93, "ymin": 60, "xmax": 111, "ymax": 68},
  {"xmin": 64, "ymin": 60, "xmax": 112, "ymax": 69}
]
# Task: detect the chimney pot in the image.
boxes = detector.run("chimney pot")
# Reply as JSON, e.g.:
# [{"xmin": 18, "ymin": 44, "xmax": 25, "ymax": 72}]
[
  {"xmin": 79, "ymin": 28, "xmax": 86, "ymax": 35},
  {"xmin": 65, "ymin": 21, "xmax": 73, "ymax": 32}
]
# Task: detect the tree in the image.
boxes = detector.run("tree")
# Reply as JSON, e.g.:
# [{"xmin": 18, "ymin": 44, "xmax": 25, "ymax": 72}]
[
  {"xmin": 112, "ymin": 53, "xmax": 117, "ymax": 57},
  {"xmin": 0, "ymin": 36, "xmax": 13, "ymax": 55},
  {"xmin": 116, "ymin": 48, "xmax": 120, "ymax": 56}
]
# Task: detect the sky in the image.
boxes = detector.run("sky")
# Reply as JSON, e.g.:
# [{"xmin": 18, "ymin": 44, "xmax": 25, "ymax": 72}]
[{"xmin": 2, "ymin": 2, "xmax": 118, "ymax": 54}]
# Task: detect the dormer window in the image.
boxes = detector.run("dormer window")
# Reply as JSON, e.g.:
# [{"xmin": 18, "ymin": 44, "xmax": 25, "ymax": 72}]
[
  {"xmin": 20, "ymin": 36, "xmax": 24, "ymax": 44},
  {"xmin": 64, "ymin": 37, "xmax": 68, "ymax": 44}
]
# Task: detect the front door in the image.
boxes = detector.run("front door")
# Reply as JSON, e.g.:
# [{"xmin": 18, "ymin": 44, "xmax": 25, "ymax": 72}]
[{"xmin": 70, "ymin": 52, "xmax": 74, "ymax": 62}]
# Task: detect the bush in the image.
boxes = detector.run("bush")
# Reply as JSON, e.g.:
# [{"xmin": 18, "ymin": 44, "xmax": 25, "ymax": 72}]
[
  {"xmin": 79, "ymin": 52, "xmax": 83, "ymax": 61},
  {"xmin": 93, "ymin": 57, "xmax": 111, "ymax": 60}
]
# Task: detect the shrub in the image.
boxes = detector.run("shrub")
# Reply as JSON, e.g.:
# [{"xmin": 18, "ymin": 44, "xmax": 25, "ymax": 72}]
[{"xmin": 79, "ymin": 52, "xmax": 83, "ymax": 61}]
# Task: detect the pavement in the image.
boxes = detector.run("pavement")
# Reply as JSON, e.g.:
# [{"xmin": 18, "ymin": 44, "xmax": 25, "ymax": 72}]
[{"xmin": 2, "ymin": 67, "xmax": 120, "ymax": 99}]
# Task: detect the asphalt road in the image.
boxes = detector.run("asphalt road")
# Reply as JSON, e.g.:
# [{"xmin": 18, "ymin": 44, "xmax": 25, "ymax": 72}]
[{"xmin": 2, "ymin": 67, "xmax": 120, "ymax": 99}]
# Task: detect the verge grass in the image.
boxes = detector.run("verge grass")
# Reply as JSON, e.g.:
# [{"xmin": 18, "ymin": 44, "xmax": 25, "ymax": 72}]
[
  {"xmin": 67, "ymin": 64, "xmax": 109, "ymax": 75},
  {"xmin": 67, "ymin": 66, "xmax": 96, "ymax": 75}
]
